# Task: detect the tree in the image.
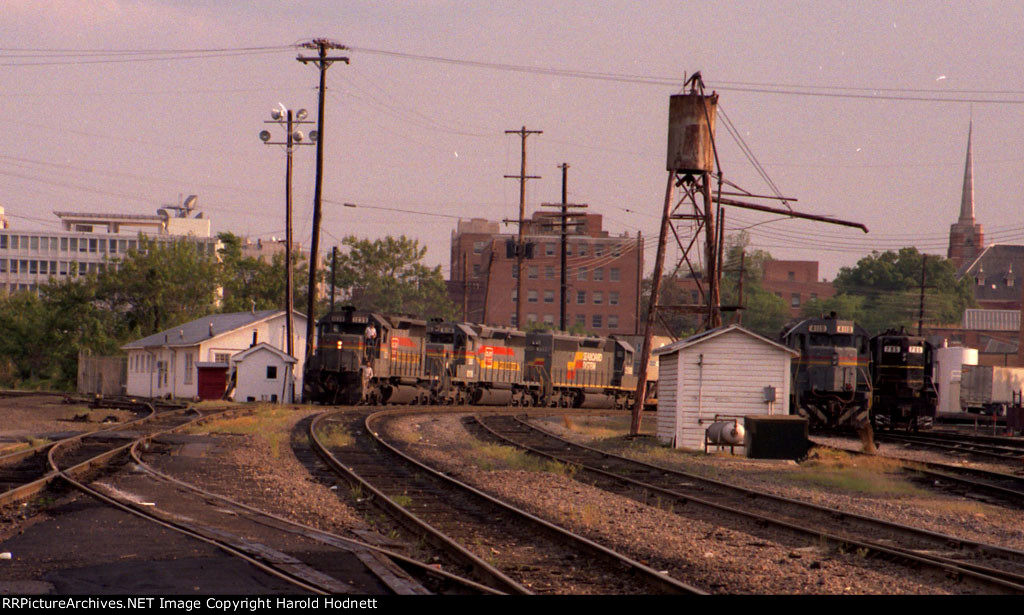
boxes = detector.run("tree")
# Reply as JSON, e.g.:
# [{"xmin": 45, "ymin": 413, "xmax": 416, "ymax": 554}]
[
  {"xmin": 720, "ymin": 232, "xmax": 789, "ymax": 337},
  {"xmin": 217, "ymin": 232, "xmax": 308, "ymax": 315},
  {"xmin": 327, "ymin": 235, "xmax": 456, "ymax": 320},
  {"xmin": 827, "ymin": 247, "xmax": 975, "ymax": 334},
  {"xmin": 98, "ymin": 237, "xmax": 221, "ymax": 338}
]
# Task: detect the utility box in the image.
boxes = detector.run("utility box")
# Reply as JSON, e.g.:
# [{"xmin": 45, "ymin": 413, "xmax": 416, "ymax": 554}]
[{"xmin": 744, "ymin": 415, "xmax": 809, "ymax": 460}]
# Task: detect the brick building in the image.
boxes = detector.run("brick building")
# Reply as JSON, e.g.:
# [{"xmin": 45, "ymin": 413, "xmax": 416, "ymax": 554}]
[{"xmin": 448, "ymin": 213, "xmax": 643, "ymax": 335}]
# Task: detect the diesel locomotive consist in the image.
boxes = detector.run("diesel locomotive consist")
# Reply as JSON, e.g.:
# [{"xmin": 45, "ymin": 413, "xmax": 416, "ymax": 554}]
[
  {"xmin": 781, "ymin": 315, "xmax": 937, "ymax": 431},
  {"xmin": 303, "ymin": 307, "xmax": 639, "ymax": 408},
  {"xmin": 781, "ymin": 316, "xmax": 872, "ymax": 429},
  {"xmin": 868, "ymin": 328, "xmax": 937, "ymax": 431}
]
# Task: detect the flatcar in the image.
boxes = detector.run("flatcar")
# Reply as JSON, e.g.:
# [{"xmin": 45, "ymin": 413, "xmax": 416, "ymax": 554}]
[
  {"xmin": 870, "ymin": 328, "xmax": 936, "ymax": 431},
  {"xmin": 780, "ymin": 314, "xmax": 872, "ymax": 429}
]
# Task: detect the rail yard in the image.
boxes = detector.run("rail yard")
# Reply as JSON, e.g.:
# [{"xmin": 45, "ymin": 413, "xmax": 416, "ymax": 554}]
[{"xmin": 0, "ymin": 394, "xmax": 1023, "ymax": 595}]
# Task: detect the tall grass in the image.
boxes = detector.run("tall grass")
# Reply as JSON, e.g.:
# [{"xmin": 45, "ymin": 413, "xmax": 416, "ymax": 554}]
[
  {"xmin": 470, "ymin": 441, "xmax": 576, "ymax": 476},
  {"xmin": 188, "ymin": 404, "xmax": 297, "ymax": 458}
]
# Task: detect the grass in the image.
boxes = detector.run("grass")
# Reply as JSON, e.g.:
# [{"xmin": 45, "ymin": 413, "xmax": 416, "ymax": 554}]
[
  {"xmin": 469, "ymin": 441, "xmax": 575, "ymax": 476},
  {"xmin": 187, "ymin": 404, "xmax": 298, "ymax": 458},
  {"xmin": 314, "ymin": 423, "xmax": 354, "ymax": 448},
  {"xmin": 784, "ymin": 448, "xmax": 928, "ymax": 497}
]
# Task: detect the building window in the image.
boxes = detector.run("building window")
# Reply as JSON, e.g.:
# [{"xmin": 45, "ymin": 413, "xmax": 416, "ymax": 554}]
[
  {"xmin": 473, "ymin": 241, "xmax": 487, "ymax": 254},
  {"xmin": 592, "ymin": 314, "xmax": 603, "ymax": 328},
  {"xmin": 593, "ymin": 291, "xmax": 603, "ymax": 305},
  {"xmin": 578, "ymin": 243, "xmax": 588, "ymax": 257},
  {"xmin": 215, "ymin": 353, "xmax": 230, "ymax": 363},
  {"xmin": 510, "ymin": 315, "xmax": 518, "ymax": 327},
  {"xmin": 595, "ymin": 246, "xmax": 604, "ymax": 257},
  {"xmin": 594, "ymin": 268, "xmax": 604, "ymax": 282},
  {"xmin": 184, "ymin": 353, "xmax": 194, "ymax": 384},
  {"xmin": 577, "ymin": 290, "xmax": 586, "ymax": 304},
  {"xmin": 577, "ymin": 267, "xmax": 587, "ymax": 281},
  {"xmin": 528, "ymin": 290, "xmax": 538, "ymax": 303},
  {"xmin": 543, "ymin": 314, "xmax": 554, "ymax": 325},
  {"xmin": 544, "ymin": 290, "xmax": 554, "ymax": 303},
  {"xmin": 576, "ymin": 314, "xmax": 585, "ymax": 326},
  {"xmin": 528, "ymin": 266, "xmax": 538, "ymax": 279},
  {"xmin": 608, "ymin": 315, "xmax": 619, "ymax": 329},
  {"xmin": 472, "ymin": 263, "xmax": 481, "ymax": 278},
  {"xmin": 266, "ymin": 365, "xmax": 278, "ymax": 380},
  {"xmin": 527, "ymin": 313, "xmax": 537, "ymax": 323},
  {"xmin": 791, "ymin": 294, "xmax": 801, "ymax": 308},
  {"xmin": 609, "ymin": 291, "xmax": 619, "ymax": 305},
  {"xmin": 511, "ymin": 289, "xmax": 518, "ymax": 303},
  {"xmin": 544, "ymin": 266, "xmax": 554, "ymax": 280},
  {"xmin": 787, "ymin": 271, "xmax": 795, "ymax": 281},
  {"xmin": 0, "ymin": 236, "xmax": 6, "ymax": 250},
  {"xmin": 545, "ymin": 243, "xmax": 555, "ymax": 256},
  {"xmin": 610, "ymin": 267, "xmax": 620, "ymax": 282}
]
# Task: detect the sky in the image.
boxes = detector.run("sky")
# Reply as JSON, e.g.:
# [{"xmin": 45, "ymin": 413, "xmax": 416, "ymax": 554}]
[{"xmin": 2, "ymin": 0, "xmax": 1023, "ymax": 282}]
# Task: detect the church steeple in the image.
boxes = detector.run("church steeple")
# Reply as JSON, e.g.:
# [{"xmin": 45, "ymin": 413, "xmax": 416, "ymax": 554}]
[
  {"xmin": 959, "ymin": 121, "xmax": 976, "ymax": 224},
  {"xmin": 948, "ymin": 122, "xmax": 984, "ymax": 269}
]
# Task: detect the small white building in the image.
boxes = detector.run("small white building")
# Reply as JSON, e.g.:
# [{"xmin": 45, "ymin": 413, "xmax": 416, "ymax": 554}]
[
  {"xmin": 653, "ymin": 325, "xmax": 798, "ymax": 451},
  {"xmin": 230, "ymin": 343, "xmax": 298, "ymax": 403},
  {"xmin": 122, "ymin": 309, "xmax": 306, "ymax": 399}
]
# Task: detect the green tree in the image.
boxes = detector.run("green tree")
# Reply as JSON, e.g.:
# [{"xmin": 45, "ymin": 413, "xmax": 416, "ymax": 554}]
[
  {"xmin": 98, "ymin": 237, "xmax": 221, "ymax": 338},
  {"xmin": 327, "ymin": 235, "xmax": 456, "ymax": 320},
  {"xmin": 720, "ymin": 233, "xmax": 789, "ymax": 337},
  {"xmin": 825, "ymin": 247, "xmax": 974, "ymax": 334},
  {"xmin": 217, "ymin": 232, "xmax": 308, "ymax": 314}
]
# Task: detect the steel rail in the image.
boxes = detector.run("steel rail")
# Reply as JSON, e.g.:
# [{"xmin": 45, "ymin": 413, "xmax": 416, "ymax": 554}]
[
  {"xmin": 476, "ymin": 412, "xmax": 1024, "ymax": 594},
  {"xmin": 360, "ymin": 407, "xmax": 707, "ymax": 595},
  {"xmin": 309, "ymin": 410, "xmax": 531, "ymax": 595},
  {"xmin": 46, "ymin": 406, "xmax": 345, "ymax": 595},
  {"xmin": 127, "ymin": 436, "xmax": 499, "ymax": 595},
  {"xmin": 0, "ymin": 402, "xmax": 161, "ymax": 508}
]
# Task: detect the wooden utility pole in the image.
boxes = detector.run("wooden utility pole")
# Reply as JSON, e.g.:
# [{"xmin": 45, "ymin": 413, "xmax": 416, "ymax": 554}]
[
  {"xmin": 917, "ymin": 254, "xmax": 929, "ymax": 336},
  {"xmin": 297, "ymin": 38, "xmax": 348, "ymax": 369},
  {"xmin": 505, "ymin": 127, "xmax": 542, "ymax": 328},
  {"xmin": 541, "ymin": 163, "xmax": 586, "ymax": 331}
]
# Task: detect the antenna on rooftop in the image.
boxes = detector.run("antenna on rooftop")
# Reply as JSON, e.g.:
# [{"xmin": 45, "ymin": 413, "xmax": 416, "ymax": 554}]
[{"xmin": 157, "ymin": 194, "xmax": 200, "ymax": 219}]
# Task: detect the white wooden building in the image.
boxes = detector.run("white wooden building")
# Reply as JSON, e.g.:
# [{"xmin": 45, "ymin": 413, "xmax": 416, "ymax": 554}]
[
  {"xmin": 231, "ymin": 343, "xmax": 299, "ymax": 403},
  {"xmin": 653, "ymin": 325, "xmax": 798, "ymax": 451},
  {"xmin": 121, "ymin": 310, "xmax": 306, "ymax": 400}
]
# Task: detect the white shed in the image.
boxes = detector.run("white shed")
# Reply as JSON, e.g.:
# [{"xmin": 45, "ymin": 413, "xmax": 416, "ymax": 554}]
[
  {"xmin": 652, "ymin": 325, "xmax": 798, "ymax": 451},
  {"xmin": 230, "ymin": 343, "xmax": 298, "ymax": 404}
]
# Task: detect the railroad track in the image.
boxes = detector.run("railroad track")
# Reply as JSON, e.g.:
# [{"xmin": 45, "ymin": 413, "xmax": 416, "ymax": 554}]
[
  {"xmin": 474, "ymin": 412, "xmax": 1024, "ymax": 594},
  {"xmin": 124, "ymin": 428, "xmax": 497, "ymax": 595},
  {"xmin": 876, "ymin": 430, "xmax": 1024, "ymax": 463},
  {"xmin": 0, "ymin": 401, "xmax": 166, "ymax": 508},
  {"xmin": 309, "ymin": 408, "xmax": 706, "ymax": 595}
]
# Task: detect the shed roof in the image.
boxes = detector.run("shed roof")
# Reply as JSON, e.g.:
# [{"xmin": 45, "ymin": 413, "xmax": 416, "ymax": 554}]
[
  {"xmin": 231, "ymin": 342, "xmax": 298, "ymax": 364},
  {"xmin": 122, "ymin": 310, "xmax": 306, "ymax": 350},
  {"xmin": 652, "ymin": 324, "xmax": 799, "ymax": 357}
]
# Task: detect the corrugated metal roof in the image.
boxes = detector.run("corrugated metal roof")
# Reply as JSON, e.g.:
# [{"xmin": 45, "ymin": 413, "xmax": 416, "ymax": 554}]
[
  {"xmin": 962, "ymin": 308, "xmax": 1020, "ymax": 331},
  {"xmin": 122, "ymin": 310, "xmax": 302, "ymax": 349}
]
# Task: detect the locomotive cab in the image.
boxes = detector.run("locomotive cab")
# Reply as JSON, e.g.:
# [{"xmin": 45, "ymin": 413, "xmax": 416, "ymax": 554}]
[{"xmin": 304, "ymin": 308, "xmax": 390, "ymax": 404}]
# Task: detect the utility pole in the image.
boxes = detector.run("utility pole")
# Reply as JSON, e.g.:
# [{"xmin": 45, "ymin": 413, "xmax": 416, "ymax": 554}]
[
  {"xmin": 504, "ymin": 126, "xmax": 542, "ymax": 328},
  {"xmin": 918, "ymin": 254, "xmax": 929, "ymax": 336},
  {"xmin": 330, "ymin": 246, "xmax": 338, "ymax": 311},
  {"xmin": 297, "ymin": 38, "xmax": 349, "ymax": 369},
  {"xmin": 541, "ymin": 163, "xmax": 586, "ymax": 331}
]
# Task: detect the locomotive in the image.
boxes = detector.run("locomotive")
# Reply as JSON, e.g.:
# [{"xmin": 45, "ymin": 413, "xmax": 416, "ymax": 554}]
[
  {"xmin": 781, "ymin": 315, "xmax": 938, "ymax": 431},
  {"xmin": 780, "ymin": 315, "xmax": 872, "ymax": 429},
  {"xmin": 869, "ymin": 328, "xmax": 936, "ymax": 431},
  {"xmin": 303, "ymin": 306, "xmax": 639, "ymax": 408}
]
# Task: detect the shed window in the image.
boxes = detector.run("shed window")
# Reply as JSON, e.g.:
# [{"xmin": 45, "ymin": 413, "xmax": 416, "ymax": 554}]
[{"xmin": 266, "ymin": 365, "xmax": 278, "ymax": 380}]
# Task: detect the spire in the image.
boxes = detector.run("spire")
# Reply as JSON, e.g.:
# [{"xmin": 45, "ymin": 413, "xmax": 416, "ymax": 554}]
[{"xmin": 959, "ymin": 122, "xmax": 975, "ymax": 223}]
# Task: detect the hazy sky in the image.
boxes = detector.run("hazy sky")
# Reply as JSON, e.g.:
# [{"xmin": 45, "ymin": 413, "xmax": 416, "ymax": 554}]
[{"xmin": 3, "ymin": 1, "xmax": 1023, "ymax": 281}]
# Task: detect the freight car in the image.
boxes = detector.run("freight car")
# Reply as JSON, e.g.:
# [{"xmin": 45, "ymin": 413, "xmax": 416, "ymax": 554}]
[
  {"xmin": 869, "ymin": 328, "xmax": 937, "ymax": 431},
  {"xmin": 780, "ymin": 314, "xmax": 872, "ymax": 429},
  {"xmin": 303, "ymin": 307, "xmax": 638, "ymax": 408}
]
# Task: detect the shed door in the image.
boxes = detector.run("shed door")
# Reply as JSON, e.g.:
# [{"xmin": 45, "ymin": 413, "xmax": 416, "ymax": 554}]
[{"xmin": 197, "ymin": 367, "xmax": 228, "ymax": 400}]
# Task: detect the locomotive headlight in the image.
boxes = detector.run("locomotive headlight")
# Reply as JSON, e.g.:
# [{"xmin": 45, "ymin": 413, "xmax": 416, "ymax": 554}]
[{"xmin": 336, "ymin": 341, "xmax": 343, "ymax": 349}]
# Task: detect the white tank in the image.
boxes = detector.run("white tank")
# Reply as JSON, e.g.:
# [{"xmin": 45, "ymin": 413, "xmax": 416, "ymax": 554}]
[
  {"xmin": 934, "ymin": 346, "xmax": 978, "ymax": 414},
  {"xmin": 706, "ymin": 420, "xmax": 745, "ymax": 446}
]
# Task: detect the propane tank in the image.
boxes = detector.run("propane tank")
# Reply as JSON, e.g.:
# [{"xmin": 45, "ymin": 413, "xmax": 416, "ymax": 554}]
[{"xmin": 706, "ymin": 420, "xmax": 745, "ymax": 446}]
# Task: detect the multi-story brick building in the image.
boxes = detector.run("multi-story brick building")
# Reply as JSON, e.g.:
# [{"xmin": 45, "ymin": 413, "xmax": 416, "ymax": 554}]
[{"xmin": 449, "ymin": 213, "xmax": 643, "ymax": 335}]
